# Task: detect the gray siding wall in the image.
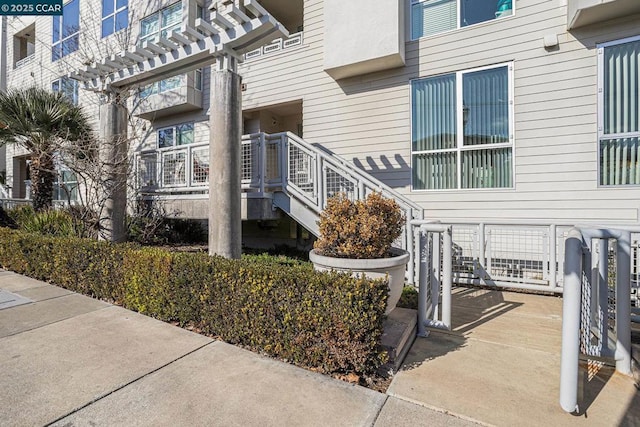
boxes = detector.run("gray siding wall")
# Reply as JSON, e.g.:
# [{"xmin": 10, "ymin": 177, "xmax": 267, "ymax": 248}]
[{"xmin": 240, "ymin": 0, "xmax": 640, "ymax": 224}]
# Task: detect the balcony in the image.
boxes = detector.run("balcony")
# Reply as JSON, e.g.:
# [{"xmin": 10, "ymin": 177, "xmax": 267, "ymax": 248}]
[
  {"xmin": 13, "ymin": 23, "xmax": 35, "ymax": 69},
  {"xmin": 568, "ymin": 0, "xmax": 640, "ymax": 29},
  {"xmin": 14, "ymin": 53, "xmax": 35, "ymax": 69},
  {"xmin": 134, "ymin": 70, "xmax": 203, "ymax": 120},
  {"xmin": 245, "ymin": 32, "xmax": 304, "ymax": 60}
]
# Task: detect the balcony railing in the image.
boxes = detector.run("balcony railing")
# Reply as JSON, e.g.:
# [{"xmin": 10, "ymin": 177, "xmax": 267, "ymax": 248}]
[
  {"xmin": 244, "ymin": 31, "xmax": 303, "ymax": 60},
  {"xmin": 137, "ymin": 143, "xmax": 210, "ymax": 192},
  {"xmin": 14, "ymin": 54, "xmax": 35, "ymax": 69}
]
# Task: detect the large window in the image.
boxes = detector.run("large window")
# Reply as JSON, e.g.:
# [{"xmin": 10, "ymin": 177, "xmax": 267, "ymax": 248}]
[
  {"xmin": 140, "ymin": 2, "xmax": 181, "ymax": 45},
  {"xmin": 138, "ymin": 3, "xmax": 189, "ymax": 99},
  {"xmin": 411, "ymin": 63, "xmax": 514, "ymax": 190},
  {"xmin": 599, "ymin": 36, "xmax": 640, "ymax": 186},
  {"xmin": 102, "ymin": 0, "xmax": 128, "ymax": 38},
  {"xmin": 52, "ymin": 0, "xmax": 80, "ymax": 61},
  {"xmin": 53, "ymin": 170, "xmax": 78, "ymax": 201},
  {"xmin": 52, "ymin": 77, "xmax": 79, "ymax": 105},
  {"xmin": 411, "ymin": 0, "xmax": 513, "ymax": 40}
]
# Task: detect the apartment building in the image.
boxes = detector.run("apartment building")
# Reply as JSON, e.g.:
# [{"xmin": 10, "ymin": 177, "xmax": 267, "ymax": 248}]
[{"xmin": 2, "ymin": 0, "xmax": 640, "ymax": 239}]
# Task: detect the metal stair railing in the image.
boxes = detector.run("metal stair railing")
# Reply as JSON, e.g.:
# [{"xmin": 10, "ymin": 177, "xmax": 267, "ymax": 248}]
[
  {"xmin": 279, "ymin": 132, "xmax": 424, "ymax": 248},
  {"xmin": 240, "ymin": 131, "xmax": 424, "ymax": 275}
]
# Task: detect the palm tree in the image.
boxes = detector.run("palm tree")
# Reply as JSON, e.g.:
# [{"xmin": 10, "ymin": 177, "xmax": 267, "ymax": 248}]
[{"xmin": 0, "ymin": 87, "xmax": 92, "ymax": 211}]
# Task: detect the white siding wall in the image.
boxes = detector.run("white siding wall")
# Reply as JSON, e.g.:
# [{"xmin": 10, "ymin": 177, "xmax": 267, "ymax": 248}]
[{"xmin": 239, "ymin": 0, "xmax": 640, "ymax": 225}]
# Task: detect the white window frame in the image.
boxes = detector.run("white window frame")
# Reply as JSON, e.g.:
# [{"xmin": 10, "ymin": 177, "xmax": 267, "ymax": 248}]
[
  {"xmin": 409, "ymin": 0, "xmax": 515, "ymax": 41},
  {"xmin": 52, "ymin": 76, "xmax": 79, "ymax": 105},
  {"xmin": 53, "ymin": 169, "xmax": 79, "ymax": 201},
  {"xmin": 139, "ymin": 2, "xmax": 182, "ymax": 45},
  {"xmin": 410, "ymin": 61, "xmax": 515, "ymax": 192},
  {"xmin": 157, "ymin": 122, "xmax": 196, "ymax": 188},
  {"xmin": 101, "ymin": 0, "xmax": 128, "ymax": 38},
  {"xmin": 157, "ymin": 122, "xmax": 194, "ymax": 149},
  {"xmin": 597, "ymin": 35, "xmax": 640, "ymax": 188},
  {"xmin": 52, "ymin": 0, "xmax": 80, "ymax": 61}
]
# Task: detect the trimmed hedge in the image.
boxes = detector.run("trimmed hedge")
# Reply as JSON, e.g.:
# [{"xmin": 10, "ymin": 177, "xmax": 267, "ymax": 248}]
[{"xmin": 0, "ymin": 228, "xmax": 388, "ymax": 374}]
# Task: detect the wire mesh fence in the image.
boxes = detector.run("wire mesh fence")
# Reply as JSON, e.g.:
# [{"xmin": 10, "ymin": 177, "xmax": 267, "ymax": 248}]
[
  {"xmin": 191, "ymin": 147, "xmax": 209, "ymax": 186},
  {"xmin": 241, "ymin": 140, "xmax": 257, "ymax": 184},
  {"xmin": 323, "ymin": 164, "xmax": 356, "ymax": 203},
  {"xmin": 288, "ymin": 142, "xmax": 315, "ymax": 197},
  {"xmin": 161, "ymin": 151, "xmax": 187, "ymax": 187}
]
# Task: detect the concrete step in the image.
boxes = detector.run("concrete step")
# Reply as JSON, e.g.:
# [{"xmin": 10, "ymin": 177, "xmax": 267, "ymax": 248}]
[{"xmin": 380, "ymin": 307, "xmax": 417, "ymax": 373}]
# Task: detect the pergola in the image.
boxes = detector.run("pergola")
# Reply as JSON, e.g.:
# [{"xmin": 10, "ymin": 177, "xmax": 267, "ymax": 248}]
[{"xmin": 70, "ymin": 0, "xmax": 288, "ymax": 258}]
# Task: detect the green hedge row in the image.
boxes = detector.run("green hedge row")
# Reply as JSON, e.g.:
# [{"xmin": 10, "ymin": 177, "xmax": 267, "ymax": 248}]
[{"xmin": 0, "ymin": 228, "xmax": 388, "ymax": 374}]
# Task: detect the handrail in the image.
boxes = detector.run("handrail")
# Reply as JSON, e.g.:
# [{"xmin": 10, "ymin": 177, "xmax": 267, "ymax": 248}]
[
  {"xmin": 560, "ymin": 226, "xmax": 633, "ymax": 414},
  {"xmin": 278, "ymin": 131, "xmax": 423, "ymax": 261},
  {"xmin": 283, "ymin": 132, "xmax": 422, "ymax": 216},
  {"xmin": 14, "ymin": 54, "xmax": 35, "ymax": 69}
]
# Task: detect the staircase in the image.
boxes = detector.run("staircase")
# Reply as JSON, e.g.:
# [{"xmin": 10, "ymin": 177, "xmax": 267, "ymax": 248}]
[{"xmin": 241, "ymin": 132, "xmax": 424, "ymax": 252}]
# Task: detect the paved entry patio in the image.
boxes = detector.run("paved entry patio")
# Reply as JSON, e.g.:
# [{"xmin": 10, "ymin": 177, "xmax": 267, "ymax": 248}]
[{"xmin": 388, "ymin": 287, "xmax": 640, "ymax": 426}]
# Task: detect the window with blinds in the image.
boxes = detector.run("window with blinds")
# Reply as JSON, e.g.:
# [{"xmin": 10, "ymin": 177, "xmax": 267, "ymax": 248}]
[
  {"xmin": 411, "ymin": 0, "xmax": 513, "ymax": 40},
  {"xmin": 412, "ymin": 63, "xmax": 514, "ymax": 190},
  {"xmin": 599, "ymin": 36, "xmax": 640, "ymax": 186}
]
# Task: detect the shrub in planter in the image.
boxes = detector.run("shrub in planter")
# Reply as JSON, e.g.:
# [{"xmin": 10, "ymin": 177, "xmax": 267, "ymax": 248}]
[
  {"xmin": 313, "ymin": 192, "xmax": 404, "ymax": 259},
  {"xmin": 310, "ymin": 192, "xmax": 408, "ymax": 314}
]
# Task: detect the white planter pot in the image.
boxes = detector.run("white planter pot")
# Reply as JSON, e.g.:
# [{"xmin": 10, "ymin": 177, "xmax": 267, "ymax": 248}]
[{"xmin": 309, "ymin": 248, "xmax": 409, "ymax": 315}]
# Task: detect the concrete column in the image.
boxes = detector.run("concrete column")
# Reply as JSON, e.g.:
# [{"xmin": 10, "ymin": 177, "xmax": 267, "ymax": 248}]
[
  {"xmin": 99, "ymin": 98, "xmax": 128, "ymax": 243},
  {"xmin": 209, "ymin": 65, "xmax": 242, "ymax": 259}
]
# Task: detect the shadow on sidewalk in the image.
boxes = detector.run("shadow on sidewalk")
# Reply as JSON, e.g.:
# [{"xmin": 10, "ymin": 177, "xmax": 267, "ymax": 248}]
[
  {"xmin": 576, "ymin": 361, "xmax": 640, "ymax": 423},
  {"xmin": 576, "ymin": 360, "xmax": 614, "ymax": 417},
  {"xmin": 448, "ymin": 287, "xmax": 523, "ymax": 335},
  {"xmin": 401, "ymin": 287, "xmax": 523, "ymax": 371},
  {"xmin": 619, "ymin": 383, "xmax": 640, "ymax": 426}
]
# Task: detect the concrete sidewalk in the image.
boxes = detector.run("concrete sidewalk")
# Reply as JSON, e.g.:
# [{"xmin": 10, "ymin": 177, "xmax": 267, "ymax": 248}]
[
  {"xmin": 0, "ymin": 270, "xmax": 477, "ymax": 427},
  {"xmin": 389, "ymin": 288, "xmax": 640, "ymax": 427}
]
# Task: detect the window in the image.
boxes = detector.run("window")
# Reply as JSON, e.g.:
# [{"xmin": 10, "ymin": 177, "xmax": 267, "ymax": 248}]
[
  {"xmin": 53, "ymin": 170, "xmax": 78, "ymax": 201},
  {"xmin": 139, "ymin": 69, "xmax": 202, "ymax": 98},
  {"xmin": 158, "ymin": 123, "xmax": 194, "ymax": 148},
  {"xmin": 411, "ymin": 0, "xmax": 513, "ymax": 40},
  {"xmin": 52, "ymin": 77, "xmax": 79, "ymax": 105},
  {"xmin": 52, "ymin": 0, "xmax": 80, "ymax": 61},
  {"xmin": 140, "ymin": 74, "xmax": 185, "ymax": 98},
  {"xmin": 102, "ymin": 0, "xmax": 128, "ymax": 38},
  {"xmin": 411, "ymin": 63, "xmax": 513, "ymax": 190},
  {"xmin": 598, "ymin": 36, "xmax": 640, "ymax": 186},
  {"xmin": 195, "ymin": 69, "xmax": 203, "ymax": 91},
  {"xmin": 140, "ymin": 2, "xmax": 181, "ymax": 45}
]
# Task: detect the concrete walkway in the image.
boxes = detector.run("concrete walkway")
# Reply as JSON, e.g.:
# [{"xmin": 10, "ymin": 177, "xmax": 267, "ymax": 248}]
[
  {"xmin": 0, "ymin": 270, "xmax": 476, "ymax": 427},
  {"xmin": 389, "ymin": 287, "xmax": 640, "ymax": 427},
  {"xmin": 2, "ymin": 271, "xmax": 638, "ymax": 426}
]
